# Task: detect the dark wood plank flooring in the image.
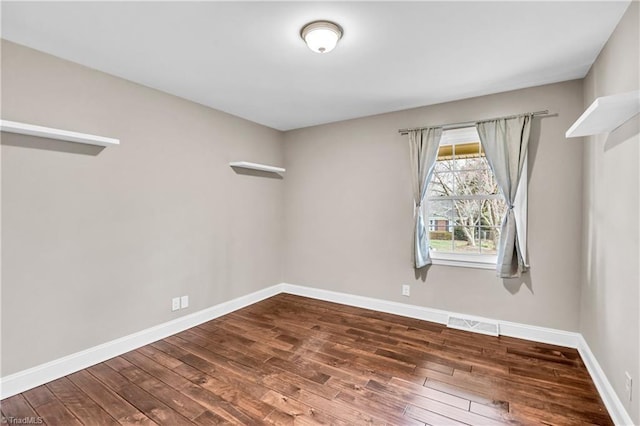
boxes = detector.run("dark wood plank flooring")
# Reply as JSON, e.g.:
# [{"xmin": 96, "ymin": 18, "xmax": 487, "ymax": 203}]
[{"xmin": 1, "ymin": 294, "xmax": 613, "ymax": 425}]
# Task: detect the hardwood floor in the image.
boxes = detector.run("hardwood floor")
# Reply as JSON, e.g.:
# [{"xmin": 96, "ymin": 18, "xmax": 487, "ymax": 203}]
[{"xmin": 1, "ymin": 294, "xmax": 612, "ymax": 425}]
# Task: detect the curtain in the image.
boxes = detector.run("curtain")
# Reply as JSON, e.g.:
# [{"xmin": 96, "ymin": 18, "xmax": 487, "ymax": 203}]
[
  {"xmin": 476, "ymin": 115, "xmax": 532, "ymax": 278},
  {"xmin": 408, "ymin": 127, "xmax": 443, "ymax": 268}
]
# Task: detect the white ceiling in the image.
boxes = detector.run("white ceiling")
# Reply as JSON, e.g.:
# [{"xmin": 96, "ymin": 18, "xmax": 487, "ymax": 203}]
[{"xmin": 1, "ymin": 1, "xmax": 631, "ymax": 131}]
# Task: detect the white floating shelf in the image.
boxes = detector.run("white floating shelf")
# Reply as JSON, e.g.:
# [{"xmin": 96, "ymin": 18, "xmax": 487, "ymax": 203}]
[
  {"xmin": 0, "ymin": 120, "xmax": 119, "ymax": 147},
  {"xmin": 566, "ymin": 90, "xmax": 640, "ymax": 138},
  {"xmin": 229, "ymin": 161, "xmax": 285, "ymax": 174}
]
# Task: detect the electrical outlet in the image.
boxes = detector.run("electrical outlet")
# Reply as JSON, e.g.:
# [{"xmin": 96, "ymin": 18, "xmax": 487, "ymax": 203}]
[
  {"xmin": 181, "ymin": 295, "xmax": 189, "ymax": 309},
  {"xmin": 625, "ymin": 372, "xmax": 632, "ymax": 401},
  {"xmin": 171, "ymin": 297, "xmax": 180, "ymax": 311},
  {"xmin": 402, "ymin": 284, "xmax": 410, "ymax": 297}
]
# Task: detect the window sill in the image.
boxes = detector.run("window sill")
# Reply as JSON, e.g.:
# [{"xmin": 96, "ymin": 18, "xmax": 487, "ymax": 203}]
[{"xmin": 430, "ymin": 252, "xmax": 496, "ymax": 270}]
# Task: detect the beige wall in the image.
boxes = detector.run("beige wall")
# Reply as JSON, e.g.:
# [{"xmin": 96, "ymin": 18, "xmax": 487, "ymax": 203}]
[
  {"xmin": 580, "ymin": 2, "xmax": 640, "ymax": 423},
  {"xmin": 284, "ymin": 80, "xmax": 585, "ymax": 331},
  {"xmin": 1, "ymin": 40, "xmax": 285, "ymax": 375}
]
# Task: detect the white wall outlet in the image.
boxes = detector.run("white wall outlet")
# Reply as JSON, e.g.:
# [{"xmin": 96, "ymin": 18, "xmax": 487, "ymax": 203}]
[
  {"xmin": 180, "ymin": 295, "xmax": 189, "ymax": 309},
  {"xmin": 171, "ymin": 297, "xmax": 180, "ymax": 311},
  {"xmin": 402, "ymin": 284, "xmax": 410, "ymax": 297},
  {"xmin": 625, "ymin": 371, "xmax": 633, "ymax": 401}
]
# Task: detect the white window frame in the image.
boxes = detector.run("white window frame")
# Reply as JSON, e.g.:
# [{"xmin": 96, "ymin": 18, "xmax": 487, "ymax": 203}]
[{"xmin": 427, "ymin": 127, "xmax": 528, "ymax": 270}]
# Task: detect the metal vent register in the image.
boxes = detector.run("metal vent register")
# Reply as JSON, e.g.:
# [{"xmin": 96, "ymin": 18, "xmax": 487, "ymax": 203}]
[{"xmin": 447, "ymin": 315, "xmax": 500, "ymax": 336}]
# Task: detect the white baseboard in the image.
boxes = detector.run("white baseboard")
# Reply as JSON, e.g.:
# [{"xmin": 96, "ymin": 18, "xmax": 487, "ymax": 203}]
[
  {"xmin": 0, "ymin": 284, "xmax": 284, "ymax": 399},
  {"xmin": 280, "ymin": 283, "xmax": 579, "ymax": 348},
  {"xmin": 1, "ymin": 281, "xmax": 633, "ymax": 425},
  {"xmin": 498, "ymin": 319, "xmax": 579, "ymax": 348},
  {"xmin": 280, "ymin": 283, "xmax": 450, "ymax": 324},
  {"xmin": 577, "ymin": 335, "xmax": 635, "ymax": 426}
]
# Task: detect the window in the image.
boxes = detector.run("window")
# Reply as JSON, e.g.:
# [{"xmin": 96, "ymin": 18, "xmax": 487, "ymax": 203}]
[{"xmin": 427, "ymin": 127, "xmax": 524, "ymax": 269}]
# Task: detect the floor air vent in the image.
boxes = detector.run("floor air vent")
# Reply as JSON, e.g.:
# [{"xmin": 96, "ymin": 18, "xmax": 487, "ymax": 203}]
[{"xmin": 447, "ymin": 315, "xmax": 500, "ymax": 336}]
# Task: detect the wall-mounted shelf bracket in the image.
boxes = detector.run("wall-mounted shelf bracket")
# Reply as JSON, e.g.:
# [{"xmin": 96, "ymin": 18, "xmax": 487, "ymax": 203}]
[
  {"xmin": 0, "ymin": 120, "xmax": 119, "ymax": 147},
  {"xmin": 566, "ymin": 90, "xmax": 640, "ymax": 138}
]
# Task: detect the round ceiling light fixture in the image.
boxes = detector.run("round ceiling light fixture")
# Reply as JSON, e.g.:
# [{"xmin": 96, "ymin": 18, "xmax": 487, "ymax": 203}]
[{"xmin": 300, "ymin": 20, "xmax": 343, "ymax": 54}]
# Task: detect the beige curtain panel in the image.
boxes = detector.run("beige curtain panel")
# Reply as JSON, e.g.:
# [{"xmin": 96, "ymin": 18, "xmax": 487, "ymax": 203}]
[
  {"xmin": 408, "ymin": 127, "xmax": 443, "ymax": 268},
  {"xmin": 477, "ymin": 115, "xmax": 532, "ymax": 278}
]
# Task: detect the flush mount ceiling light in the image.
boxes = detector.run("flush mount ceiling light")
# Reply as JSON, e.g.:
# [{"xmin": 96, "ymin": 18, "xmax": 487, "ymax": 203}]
[{"xmin": 300, "ymin": 20, "xmax": 343, "ymax": 54}]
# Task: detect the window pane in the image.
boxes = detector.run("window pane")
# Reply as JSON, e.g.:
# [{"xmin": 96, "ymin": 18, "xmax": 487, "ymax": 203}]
[
  {"xmin": 430, "ymin": 234, "xmax": 453, "ymax": 253},
  {"xmin": 452, "ymin": 199, "xmax": 482, "ymax": 227},
  {"xmin": 434, "ymin": 158, "xmax": 454, "ymax": 173},
  {"xmin": 456, "ymin": 157, "xmax": 485, "ymax": 171},
  {"xmin": 452, "ymin": 226, "xmax": 480, "ymax": 254},
  {"xmin": 452, "ymin": 142, "xmax": 481, "ymax": 158},
  {"xmin": 428, "ymin": 199, "xmax": 453, "ymax": 253},
  {"xmin": 454, "ymin": 170, "xmax": 491, "ymax": 196},
  {"xmin": 480, "ymin": 198, "xmax": 507, "ymax": 228},
  {"xmin": 429, "ymin": 172, "xmax": 454, "ymax": 198},
  {"xmin": 479, "ymin": 157, "xmax": 501, "ymax": 192},
  {"xmin": 427, "ymin": 200, "xmax": 452, "ymax": 229},
  {"xmin": 437, "ymin": 144, "xmax": 454, "ymax": 159},
  {"xmin": 479, "ymin": 227, "xmax": 500, "ymax": 254}
]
